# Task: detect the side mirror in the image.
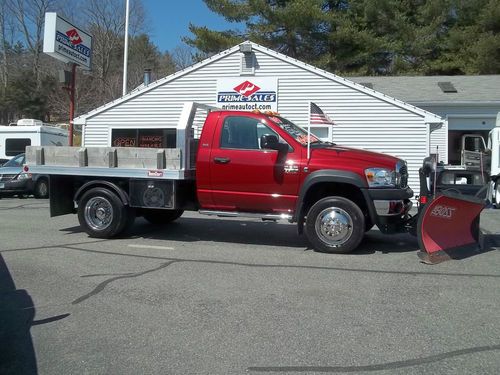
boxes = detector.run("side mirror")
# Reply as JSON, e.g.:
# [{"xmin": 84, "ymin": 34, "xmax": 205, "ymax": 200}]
[
  {"xmin": 260, "ymin": 134, "xmax": 288, "ymax": 152},
  {"xmin": 421, "ymin": 156, "xmax": 436, "ymax": 176}
]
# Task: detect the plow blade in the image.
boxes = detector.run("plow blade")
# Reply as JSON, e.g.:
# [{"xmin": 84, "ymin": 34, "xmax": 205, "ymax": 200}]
[{"xmin": 416, "ymin": 193, "xmax": 486, "ymax": 264}]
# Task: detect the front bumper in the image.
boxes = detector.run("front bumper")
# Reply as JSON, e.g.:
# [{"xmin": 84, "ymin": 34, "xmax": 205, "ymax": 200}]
[
  {"xmin": 364, "ymin": 187, "xmax": 414, "ymax": 233},
  {"xmin": 0, "ymin": 179, "xmax": 33, "ymax": 194},
  {"xmin": 374, "ymin": 199, "xmax": 413, "ymax": 217}
]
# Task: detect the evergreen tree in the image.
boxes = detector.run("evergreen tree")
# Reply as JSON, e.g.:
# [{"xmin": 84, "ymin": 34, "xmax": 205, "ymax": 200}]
[
  {"xmin": 186, "ymin": 0, "xmax": 500, "ymax": 75},
  {"xmin": 185, "ymin": 0, "xmax": 328, "ymax": 63}
]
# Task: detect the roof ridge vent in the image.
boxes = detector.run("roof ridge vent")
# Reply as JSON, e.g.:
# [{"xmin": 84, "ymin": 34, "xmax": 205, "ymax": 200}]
[{"xmin": 438, "ymin": 81, "xmax": 457, "ymax": 93}]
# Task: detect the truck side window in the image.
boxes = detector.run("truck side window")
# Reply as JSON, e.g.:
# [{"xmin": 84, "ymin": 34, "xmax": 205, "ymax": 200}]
[
  {"xmin": 220, "ymin": 117, "xmax": 259, "ymax": 149},
  {"xmin": 220, "ymin": 116, "xmax": 282, "ymax": 150}
]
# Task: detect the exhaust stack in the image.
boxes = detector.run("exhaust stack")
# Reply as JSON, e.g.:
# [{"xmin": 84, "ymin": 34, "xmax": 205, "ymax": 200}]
[{"xmin": 144, "ymin": 69, "xmax": 152, "ymax": 86}]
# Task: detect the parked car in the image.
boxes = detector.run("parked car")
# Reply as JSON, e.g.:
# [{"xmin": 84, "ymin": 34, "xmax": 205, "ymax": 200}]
[{"xmin": 0, "ymin": 153, "xmax": 49, "ymax": 198}]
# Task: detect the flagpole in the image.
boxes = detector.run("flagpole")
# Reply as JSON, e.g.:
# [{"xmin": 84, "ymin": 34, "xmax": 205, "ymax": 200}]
[
  {"xmin": 307, "ymin": 101, "xmax": 311, "ymax": 160},
  {"xmin": 122, "ymin": 0, "xmax": 130, "ymax": 96}
]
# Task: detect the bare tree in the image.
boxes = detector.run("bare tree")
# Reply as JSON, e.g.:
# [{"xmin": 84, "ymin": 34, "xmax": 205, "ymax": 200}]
[
  {"xmin": 171, "ymin": 44, "xmax": 194, "ymax": 70},
  {"xmin": 1, "ymin": 0, "xmax": 165, "ymax": 122},
  {"xmin": 81, "ymin": 0, "xmax": 146, "ymax": 101},
  {"xmin": 7, "ymin": 0, "xmax": 61, "ymax": 87}
]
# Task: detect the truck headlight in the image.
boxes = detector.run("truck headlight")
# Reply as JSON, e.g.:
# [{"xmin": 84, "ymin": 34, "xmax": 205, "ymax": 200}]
[{"xmin": 365, "ymin": 168, "xmax": 395, "ymax": 187}]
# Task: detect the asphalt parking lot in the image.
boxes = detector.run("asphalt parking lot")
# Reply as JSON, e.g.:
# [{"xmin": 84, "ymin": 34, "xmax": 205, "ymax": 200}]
[{"xmin": 0, "ymin": 197, "xmax": 499, "ymax": 374}]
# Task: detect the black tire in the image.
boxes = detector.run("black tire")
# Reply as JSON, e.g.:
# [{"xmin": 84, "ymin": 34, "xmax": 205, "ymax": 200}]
[
  {"xmin": 34, "ymin": 178, "xmax": 49, "ymax": 199},
  {"xmin": 142, "ymin": 209, "xmax": 184, "ymax": 225},
  {"xmin": 77, "ymin": 187, "xmax": 131, "ymax": 238},
  {"xmin": 305, "ymin": 196, "xmax": 365, "ymax": 254}
]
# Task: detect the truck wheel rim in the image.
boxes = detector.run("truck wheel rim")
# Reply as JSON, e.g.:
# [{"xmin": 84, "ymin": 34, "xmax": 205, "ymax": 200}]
[
  {"xmin": 315, "ymin": 207, "xmax": 353, "ymax": 247},
  {"xmin": 85, "ymin": 197, "xmax": 114, "ymax": 231}
]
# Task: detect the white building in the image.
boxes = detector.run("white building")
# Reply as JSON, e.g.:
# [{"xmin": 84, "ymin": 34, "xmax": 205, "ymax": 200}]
[
  {"xmin": 350, "ymin": 75, "xmax": 500, "ymax": 164},
  {"xmin": 74, "ymin": 41, "xmax": 444, "ymax": 194}
]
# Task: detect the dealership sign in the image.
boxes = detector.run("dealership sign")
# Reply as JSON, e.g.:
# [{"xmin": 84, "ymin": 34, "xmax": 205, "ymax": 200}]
[
  {"xmin": 216, "ymin": 78, "xmax": 278, "ymax": 111},
  {"xmin": 43, "ymin": 13, "xmax": 92, "ymax": 70}
]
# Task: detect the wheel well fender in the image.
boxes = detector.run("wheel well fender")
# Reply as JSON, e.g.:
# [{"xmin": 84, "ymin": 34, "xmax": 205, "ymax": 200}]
[
  {"xmin": 294, "ymin": 170, "xmax": 375, "ymax": 231},
  {"xmin": 74, "ymin": 180, "xmax": 129, "ymax": 205}
]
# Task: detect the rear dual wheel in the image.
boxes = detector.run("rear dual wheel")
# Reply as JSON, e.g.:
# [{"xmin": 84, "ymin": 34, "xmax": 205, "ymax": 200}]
[
  {"xmin": 305, "ymin": 196, "xmax": 365, "ymax": 254},
  {"xmin": 77, "ymin": 187, "xmax": 135, "ymax": 238}
]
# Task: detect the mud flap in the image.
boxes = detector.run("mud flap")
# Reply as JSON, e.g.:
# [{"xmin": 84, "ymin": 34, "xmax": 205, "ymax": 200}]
[{"xmin": 416, "ymin": 192, "xmax": 485, "ymax": 264}]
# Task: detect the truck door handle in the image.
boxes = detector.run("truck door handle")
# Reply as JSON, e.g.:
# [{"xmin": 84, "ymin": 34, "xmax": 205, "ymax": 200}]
[{"xmin": 214, "ymin": 157, "xmax": 231, "ymax": 164}]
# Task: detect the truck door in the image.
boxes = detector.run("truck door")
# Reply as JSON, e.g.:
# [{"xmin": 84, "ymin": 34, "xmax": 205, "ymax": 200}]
[{"xmin": 208, "ymin": 114, "xmax": 302, "ymax": 213}]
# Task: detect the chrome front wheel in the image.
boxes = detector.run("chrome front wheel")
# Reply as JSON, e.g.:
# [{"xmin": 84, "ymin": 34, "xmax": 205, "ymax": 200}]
[
  {"xmin": 315, "ymin": 207, "xmax": 353, "ymax": 247},
  {"xmin": 305, "ymin": 196, "xmax": 365, "ymax": 254}
]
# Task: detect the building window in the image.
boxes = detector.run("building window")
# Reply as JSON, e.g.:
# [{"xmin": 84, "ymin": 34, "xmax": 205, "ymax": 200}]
[
  {"xmin": 111, "ymin": 128, "xmax": 176, "ymax": 148},
  {"xmin": 6, "ymin": 138, "xmax": 31, "ymax": 156}
]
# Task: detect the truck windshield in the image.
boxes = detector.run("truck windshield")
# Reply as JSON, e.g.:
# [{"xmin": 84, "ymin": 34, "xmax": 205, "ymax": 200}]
[{"xmin": 267, "ymin": 115, "xmax": 322, "ymax": 146}]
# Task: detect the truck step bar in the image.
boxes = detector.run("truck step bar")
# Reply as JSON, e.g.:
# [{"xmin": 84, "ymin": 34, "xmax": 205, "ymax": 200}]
[{"xmin": 199, "ymin": 210, "xmax": 292, "ymax": 221}]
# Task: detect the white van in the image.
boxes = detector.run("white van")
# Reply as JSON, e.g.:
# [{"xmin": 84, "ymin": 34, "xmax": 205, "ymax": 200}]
[{"xmin": 0, "ymin": 120, "xmax": 68, "ymax": 164}]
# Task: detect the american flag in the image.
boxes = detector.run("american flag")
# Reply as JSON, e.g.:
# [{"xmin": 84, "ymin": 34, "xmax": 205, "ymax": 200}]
[{"xmin": 310, "ymin": 102, "xmax": 335, "ymax": 125}]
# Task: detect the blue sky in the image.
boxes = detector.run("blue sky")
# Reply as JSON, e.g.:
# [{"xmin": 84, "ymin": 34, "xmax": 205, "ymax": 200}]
[{"xmin": 142, "ymin": 0, "xmax": 244, "ymax": 52}]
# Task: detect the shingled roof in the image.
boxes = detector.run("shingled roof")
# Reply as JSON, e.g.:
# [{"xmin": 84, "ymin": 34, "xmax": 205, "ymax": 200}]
[{"xmin": 349, "ymin": 75, "xmax": 500, "ymax": 104}]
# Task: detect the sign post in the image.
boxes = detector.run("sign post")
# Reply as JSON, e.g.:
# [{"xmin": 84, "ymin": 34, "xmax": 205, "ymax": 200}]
[
  {"xmin": 43, "ymin": 12, "xmax": 92, "ymax": 146},
  {"xmin": 68, "ymin": 63, "xmax": 76, "ymax": 145}
]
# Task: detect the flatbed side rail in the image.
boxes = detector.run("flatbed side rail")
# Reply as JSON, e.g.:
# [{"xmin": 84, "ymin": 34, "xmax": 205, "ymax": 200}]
[
  {"xmin": 25, "ymin": 146, "xmax": 193, "ymax": 180},
  {"xmin": 26, "ymin": 146, "xmax": 181, "ymax": 169}
]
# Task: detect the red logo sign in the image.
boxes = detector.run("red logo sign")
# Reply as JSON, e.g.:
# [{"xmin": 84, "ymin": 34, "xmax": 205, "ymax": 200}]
[
  {"xmin": 233, "ymin": 81, "xmax": 260, "ymax": 97},
  {"xmin": 148, "ymin": 170, "xmax": 164, "ymax": 177},
  {"xmin": 66, "ymin": 29, "xmax": 82, "ymax": 45}
]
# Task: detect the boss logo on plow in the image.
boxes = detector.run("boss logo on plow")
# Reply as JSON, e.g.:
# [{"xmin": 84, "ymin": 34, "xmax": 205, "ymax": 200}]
[{"xmin": 430, "ymin": 205, "xmax": 456, "ymax": 219}]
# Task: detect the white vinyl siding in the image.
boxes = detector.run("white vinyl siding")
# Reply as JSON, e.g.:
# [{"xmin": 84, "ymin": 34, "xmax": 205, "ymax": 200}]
[
  {"xmin": 82, "ymin": 46, "xmax": 439, "ymax": 196},
  {"xmin": 429, "ymin": 121, "xmax": 448, "ymax": 163}
]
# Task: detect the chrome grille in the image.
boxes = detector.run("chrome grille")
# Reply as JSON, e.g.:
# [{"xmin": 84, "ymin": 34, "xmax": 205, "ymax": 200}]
[{"xmin": 0, "ymin": 174, "xmax": 16, "ymax": 182}]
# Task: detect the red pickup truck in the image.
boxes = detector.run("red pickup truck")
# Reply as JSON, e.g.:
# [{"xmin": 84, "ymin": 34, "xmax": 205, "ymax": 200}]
[{"xmin": 26, "ymin": 102, "xmax": 413, "ymax": 254}]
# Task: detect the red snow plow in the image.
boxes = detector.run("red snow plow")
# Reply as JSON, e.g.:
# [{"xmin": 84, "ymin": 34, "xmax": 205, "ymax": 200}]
[{"xmin": 411, "ymin": 157, "xmax": 487, "ymax": 264}]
